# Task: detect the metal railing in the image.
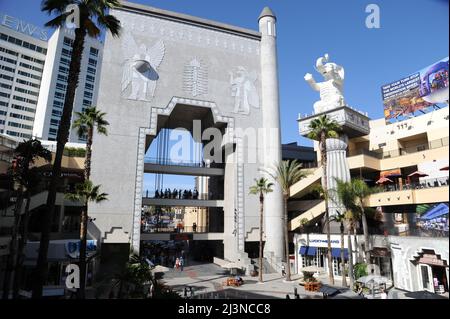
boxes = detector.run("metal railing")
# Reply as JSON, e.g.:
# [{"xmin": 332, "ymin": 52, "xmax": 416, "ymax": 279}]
[
  {"xmin": 144, "ymin": 157, "xmax": 225, "ymax": 169},
  {"xmin": 141, "ymin": 225, "xmax": 212, "ymax": 234},
  {"xmin": 376, "ymin": 176, "xmax": 449, "ymax": 193},
  {"xmin": 143, "ymin": 190, "xmax": 223, "ymax": 200},
  {"xmin": 349, "ymin": 137, "xmax": 449, "ymax": 160}
]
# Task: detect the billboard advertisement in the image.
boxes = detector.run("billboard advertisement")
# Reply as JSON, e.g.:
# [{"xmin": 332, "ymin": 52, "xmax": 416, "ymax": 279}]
[{"xmin": 382, "ymin": 57, "xmax": 449, "ymax": 122}]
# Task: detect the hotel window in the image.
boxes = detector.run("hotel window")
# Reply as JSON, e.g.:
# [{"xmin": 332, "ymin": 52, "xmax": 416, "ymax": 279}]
[
  {"xmin": 19, "ymin": 62, "xmax": 43, "ymax": 73},
  {"xmin": 86, "ymin": 75, "xmax": 95, "ymax": 83},
  {"xmin": 84, "ymin": 91, "xmax": 93, "ymax": 99},
  {"xmin": 88, "ymin": 58, "xmax": 97, "ymax": 67},
  {"xmin": 16, "ymin": 78, "xmax": 40, "ymax": 89},
  {"xmin": 15, "ymin": 87, "xmax": 39, "ymax": 97},
  {"xmin": 52, "ymin": 109, "xmax": 62, "ymax": 117},
  {"xmin": 18, "ymin": 70, "xmax": 41, "ymax": 80},
  {"xmin": 61, "ymin": 48, "xmax": 72, "ymax": 57},
  {"xmin": 0, "ymin": 56, "xmax": 17, "ymax": 65},
  {"xmin": 56, "ymin": 82, "xmax": 67, "ymax": 91},
  {"xmin": 87, "ymin": 67, "xmax": 96, "ymax": 75},
  {"xmin": 85, "ymin": 83, "xmax": 94, "ymax": 91},
  {"xmin": 53, "ymin": 100, "xmax": 64, "ymax": 108},
  {"xmin": 0, "ymin": 110, "xmax": 6, "ymax": 116},
  {"xmin": 82, "ymin": 99, "xmax": 91, "ymax": 106},
  {"xmin": 60, "ymin": 57, "xmax": 70, "ymax": 66},
  {"xmin": 50, "ymin": 118, "xmax": 60, "ymax": 126},
  {"xmin": 59, "ymin": 66, "xmax": 69, "ymax": 74},
  {"xmin": 89, "ymin": 47, "xmax": 98, "ymax": 57},
  {"xmin": 22, "ymin": 55, "xmax": 44, "ymax": 65},
  {"xmin": 0, "ymin": 120, "xmax": 5, "ymax": 125},
  {"xmin": 0, "ymin": 47, "xmax": 19, "ymax": 56},
  {"xmin": 0, "ymin": 92, "xmax": 10, "ymax": 98},
  {"xmin": 57, "ymin": 74, "xmax": 68, "ymax": 82},
  {"xmin": 12, "ymin": 104, "xmax": 35, "ymax": 113},
  {"xmin": 63, "ymin": 37, "xmax": 74, "ymax": 46},
  {"xmin": 1, "ymin": 65, "xmax": 15, "ymax": 73},
  {"xmin": 54, "ymin": 92, "xmax": 65, "ymax": 100},
  {"xmin": 1, "ymin": 74, "xmax": 14, "ymax": 81},
  {"xmin": 0, "ymin": 101, "xmax": 8, "ymax": 107},
  {"xmin": 49, "ymin": 128, "xmax": 57, "ymax": 135},
  {"xmin": 0, "ymin": 83, "xmax": 12, "ymax": 90}
]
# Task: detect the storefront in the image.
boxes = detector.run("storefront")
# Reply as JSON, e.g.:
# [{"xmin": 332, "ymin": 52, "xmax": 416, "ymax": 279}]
[
  {"xmin": 294, "ymin": 234, "xmax": 355, "ymax": 280},
  {"xmin": 413, "ymin": 250, "xmax": 449, "ymax": 294},
  {"xmin": 22, "ymin": 239, "xmax": 100, "ymax": 296}
]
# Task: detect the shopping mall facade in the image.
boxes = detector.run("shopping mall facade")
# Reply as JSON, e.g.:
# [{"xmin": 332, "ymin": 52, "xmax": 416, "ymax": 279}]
[{"xmin": 291, "ymin": 105, "xmax": 449, "ymax": 294}]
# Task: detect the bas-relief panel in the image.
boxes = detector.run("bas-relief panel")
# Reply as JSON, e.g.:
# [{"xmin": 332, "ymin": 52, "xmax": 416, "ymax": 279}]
[{"xmin": 113, "ymin": 10, "xmax": 262, "ymax": 120}]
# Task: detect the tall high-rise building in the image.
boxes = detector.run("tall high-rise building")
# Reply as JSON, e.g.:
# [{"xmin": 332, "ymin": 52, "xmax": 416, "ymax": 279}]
[
  {"xmin": 33, "ymin": 28, "xmax": 103, "ymax": 143},
  {"xmin": 0, "ymin": 12, "xmax": 103, "ymax": 143},
  {"xmin": 0, "ymin": 19, "xmax": 47, "ymax": 139}
]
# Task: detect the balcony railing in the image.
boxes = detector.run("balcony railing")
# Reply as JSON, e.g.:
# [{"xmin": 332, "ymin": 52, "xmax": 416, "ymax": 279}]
[
  {"xmin": 376, "ymin": 176, "xmax": 449, "ymax": 193},
  {"xmin": 348, "ymin": 137, "xmax": 449, "ymax": 160},
  {"xmin": 144, "ymin": 157, "xmax": 225, "ymax": 169},
  {"xmin": 143, "ymin": 190, "xmax": 223, "ymax": 200}
]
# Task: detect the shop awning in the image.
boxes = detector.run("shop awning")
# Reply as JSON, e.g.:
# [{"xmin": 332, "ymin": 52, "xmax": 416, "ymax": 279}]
[
  {"xmin": 306, "ymin": 246, "xmax": 317, "ymax": 256},
  {"xmin": 299, "ymin": 246, "xmax": 308, "ymax": 255},
  {"xmin": 331, "ymin": 248, "xmax": 349, "ymax": 260},
  {"xmin": 420, "ymin": 203, "xmax": 449, "ymax": 220}
]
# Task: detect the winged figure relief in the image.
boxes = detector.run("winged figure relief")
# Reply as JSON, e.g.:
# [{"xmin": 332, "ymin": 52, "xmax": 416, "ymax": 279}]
[
  {"xmin": 121, "ymin": 32, "xmax": 165, "ymax": 101},
  {"xmin": 229, "ymin": 66, "xmax": 260, "ymax": 115}
]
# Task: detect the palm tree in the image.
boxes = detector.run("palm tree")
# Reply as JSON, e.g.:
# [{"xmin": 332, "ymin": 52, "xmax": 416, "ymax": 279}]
[
  {"xmin": 335, "ymin": 179, "xmax": 369, "ymax": 289},
  {"xmin": 73, "ymin": 106, "xmax": 109, "ymax": 179},
  {"xmin": 72, "ymin": 106, "xmax": 108, "ymax": 298},
  {"xmin": 269, "ymin": 160, "xmax": 307, "ymax": 281},
  {"xmin": 347, "ymin": 179, "xmax": 378, "ymax": 263},
  {"xmin": 2, "ymin": 139, "xmax": 51, "ymax": 299},
  {"xmin": 307, "ymin": 114, "xmax": 341, "ymax": 285},
  {"xmin": 249, "ymin": 177, "xmax": 273, "ymax": 283},
  {"xmin": 33, "ymin": 0, "xmax": 121, "ymax": 298},
  {"xmin": 65, "ymin": 180, "xmax": 108, "ymax": 298}
]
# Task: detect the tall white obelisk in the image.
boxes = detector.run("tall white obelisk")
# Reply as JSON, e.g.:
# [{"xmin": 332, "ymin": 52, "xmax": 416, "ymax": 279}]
[{"xmin": 259, "ymin": 7, "xmax": 284, "ymax": 262}]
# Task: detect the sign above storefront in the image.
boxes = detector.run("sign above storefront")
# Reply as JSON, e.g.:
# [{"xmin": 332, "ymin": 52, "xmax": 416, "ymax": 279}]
[{"xmin": 419, "ymin": 254, "xmax": 447, "ymax": 267}]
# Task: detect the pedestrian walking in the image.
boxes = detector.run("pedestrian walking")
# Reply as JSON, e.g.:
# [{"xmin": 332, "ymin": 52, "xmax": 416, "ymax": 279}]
[
  {"xmin": 175, "ymin": 257, "xmax": 180, "ymax": 270},
  {"xmin": 180, "ymin": 256, "xmax": 184, "ymax": 271},
  {"xmin": 281, "ymin": 264, "xmax": 286, "ymax": 277}
]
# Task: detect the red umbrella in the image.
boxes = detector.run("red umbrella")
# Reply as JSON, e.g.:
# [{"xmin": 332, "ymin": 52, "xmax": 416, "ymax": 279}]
[
  {"xmin": 440, "ymin": 166, "xmax": 449, "ymax": 171},
  {"xmin": 407, "ymin": 171, "xmax": 429, "ymax": 178},
  {"xmin": 376, "ymin": 177, "xmax": 394, "ymax": 184}
]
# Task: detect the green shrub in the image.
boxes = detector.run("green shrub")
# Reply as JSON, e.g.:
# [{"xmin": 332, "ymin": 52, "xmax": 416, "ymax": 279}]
[
  {"xmin": 64, "ymin": 147, "xmax": 86, "ymax": 157},
  {"xmin": 354, "ymin": 263, "xmax": 368, "ymax": 279},
  {"xmin": 302, "ymin": 271, "xmax": 317, "ymax": 282}
]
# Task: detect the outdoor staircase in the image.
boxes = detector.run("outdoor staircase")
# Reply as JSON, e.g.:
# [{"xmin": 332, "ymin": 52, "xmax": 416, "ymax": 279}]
[
  {"xmin": 289, "ymin": 167, "xmax": 322, "ymax": 199},
  {"xmin": 289, "ymin": 200, "xmax": 326, "ymax": 231}
]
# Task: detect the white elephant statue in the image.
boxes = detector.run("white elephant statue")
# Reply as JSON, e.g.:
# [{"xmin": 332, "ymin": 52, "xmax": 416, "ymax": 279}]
[{"xmin": 304, "ymin": 54, "xmax": 346, "ymax": 114}]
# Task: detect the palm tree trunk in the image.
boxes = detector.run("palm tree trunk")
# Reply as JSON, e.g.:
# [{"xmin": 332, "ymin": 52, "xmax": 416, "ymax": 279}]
[
  {"xmin": 347, "ymin": 224, "xmax": 354, "ymax": 289},
  {"xmin": 360, "ymin": 206, "xmax": 370, "ymax": 263},
  {"xmin": 321, "ymin": 132, "xmax": 334, "ymax": 285},
  {"xmin": 78, "ymin": 127, "xmax": 93, "ymax": 299},
  {"xmin": 340, "ymin": 222, "xmax": 347, "ymax": 287},
  {"xmin": 283, "ymin": 195, "xmax": 291, "ymax": 281},
  {"xmin": 32, "ymin": 27, "xmax": 87, "ymax": 299},
  {"xmin": 258, "ymin": 193, "xmax": 264, "ymax": 283},
  {"xmin": 2, "ymin": 186, "xmax": 23, "ymax": 299},
  {"xmin": 78, "ymin": 206, "xmax": 88, "ymax": 299},
  {"xmin": 12, "ymin": 191, "xmax": 31, "ymax": 298}
]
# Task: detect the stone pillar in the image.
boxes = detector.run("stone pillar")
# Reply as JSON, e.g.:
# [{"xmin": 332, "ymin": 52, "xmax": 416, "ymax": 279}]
[
  {"xmin": 259, "ymin": 7, "xmax": 284, "ymax": 260},
  {"xmin": 325, "ymin": 138, "xmax": 351, "ymax": 220}
]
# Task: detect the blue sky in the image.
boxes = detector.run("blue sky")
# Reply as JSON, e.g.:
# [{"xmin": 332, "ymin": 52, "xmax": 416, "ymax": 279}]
[{"xmin": 1, "ymin": 0, "xmax": 448, "ymax": 192}]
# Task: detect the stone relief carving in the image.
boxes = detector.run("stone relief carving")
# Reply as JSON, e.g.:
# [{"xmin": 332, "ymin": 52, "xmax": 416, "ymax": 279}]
[
  {"xmin": 121, "ymin": 31, "xmax": 165, "ymax": 101},
  {"xmin": 183, "ymin": 58, "xmax": 208, "ymax": 97},
  {"xmin": 119, "ymin": 13, "xmax": 259, "ymax": 57},
  {"xmin": 304, "ymin": 53, "xmax": 346, "ymax": 114},
  {"xmin": 229, "ymin": 66, "xmax": 260, "ymax": 115}
]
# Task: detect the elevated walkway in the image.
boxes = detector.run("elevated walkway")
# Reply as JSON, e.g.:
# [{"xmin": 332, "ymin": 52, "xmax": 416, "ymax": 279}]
[
  {"xmin": 144, "ymin": 162, "xmax": 224, "ymax": 176},
  {"xmin": 140, "ymin": 232, "xmax": 224, "ymax": 241},
  {"xmin": 142, "ymin": 197, "xmax": 224, "ymax": 207}
]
